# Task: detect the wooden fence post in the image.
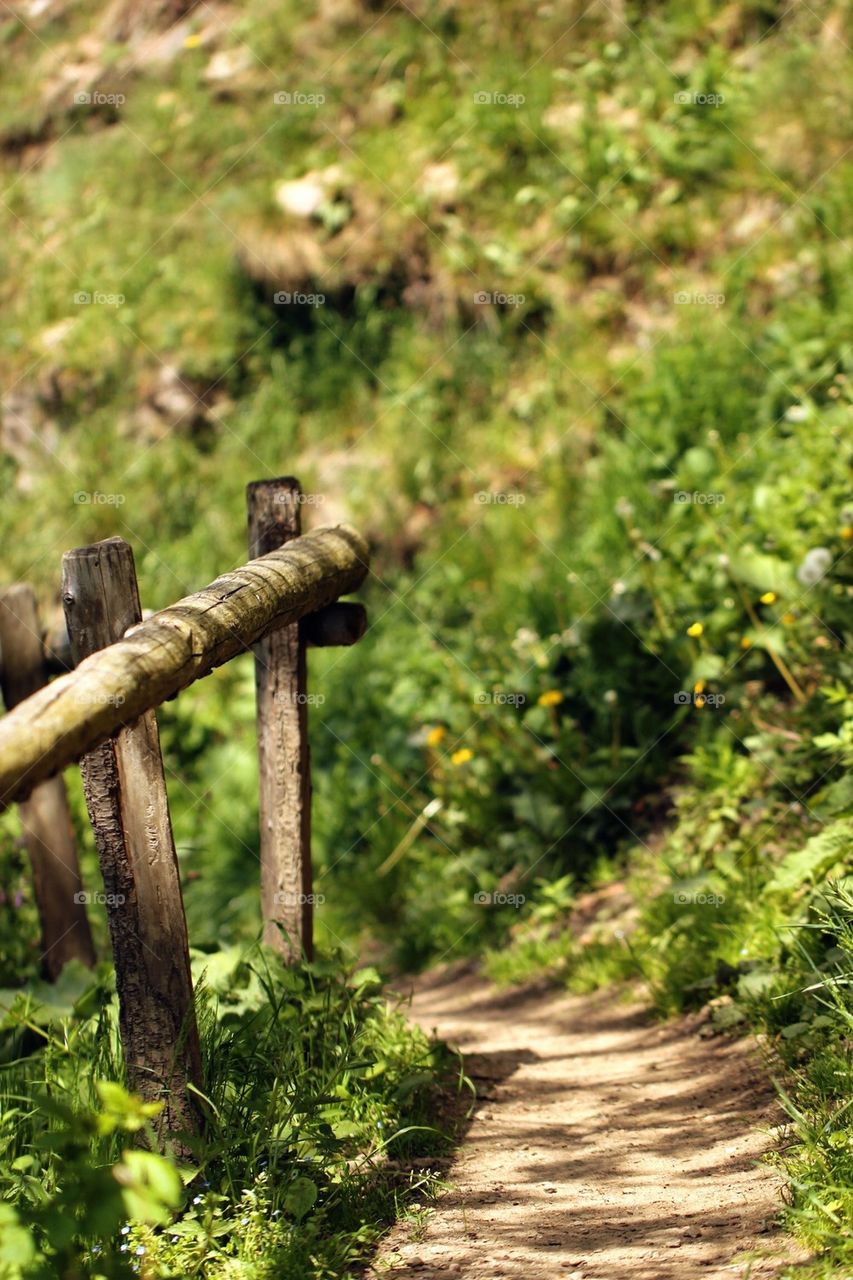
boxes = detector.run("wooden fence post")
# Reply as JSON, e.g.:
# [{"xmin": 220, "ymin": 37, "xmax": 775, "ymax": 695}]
[
  {"xmin": 0, "ymin": 585, "xmax": 96, "ymax": 980},
  {"xmin": 247, "ymin": 478, "xmax": 313, "ymax": 962},
  {"xmin": 62, "ymin": 538, "xmax": 202, "ymax": 1150}
]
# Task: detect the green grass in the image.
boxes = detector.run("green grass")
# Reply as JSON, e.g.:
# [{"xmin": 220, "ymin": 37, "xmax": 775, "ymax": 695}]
[
  {"xmin": 1, "ymin": 0, "xmax": 853, "ymax": 1273},
  {"xmin": 0, "ymin": 948, "xmax": 456, "ymax": 1278}
]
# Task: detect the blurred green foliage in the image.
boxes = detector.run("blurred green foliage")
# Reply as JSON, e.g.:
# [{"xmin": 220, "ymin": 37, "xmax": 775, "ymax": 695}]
[{"xmin": 0, "ymin": 0, "xmax": 852, "ymax": 1273}]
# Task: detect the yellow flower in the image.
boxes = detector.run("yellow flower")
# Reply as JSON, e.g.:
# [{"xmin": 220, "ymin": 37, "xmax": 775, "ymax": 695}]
[
  {"xmin": 759, "ymin": 591, "xmax": 777, "ymax": 605},
  {"xmin": 841, "ymin": 526, "xmax": 853, "ymax": 541},
  {"xmin": 782, "ymin": 612, "xmax": 796, "ymax": 625},
  {"xmin": 425, "ymin": 725, "xmax": 446, "ymax": 748},
  {"xmin": 740, "ymin": 636, "xmax": 752, "ymax": 649},
  {"xmin": 695, "ymin": 694, "xmax": 706, "ymax": 708},
  {"xmin": 183, "ymin": 32, "xmax": 202, "ymax": 48},
  {"xmin": 693, "ymin": 680, "xmax": 705, "ymax": 695},
  {"xmin": 686, "ymin": 622, "xmax": 703, "ymax": 638},
  {"xmin": 450, "ymin": 747, "xmax": 473, "ymax": 767},
  {"xmin": 537, "ymin": 690, "xmax": 563, "ymax": 707}
]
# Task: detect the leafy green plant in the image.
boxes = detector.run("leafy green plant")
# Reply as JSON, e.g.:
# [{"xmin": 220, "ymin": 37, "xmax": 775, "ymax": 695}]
[
  {"xmin": 0, "ymin": 949, "xmax": 451, "ymax": 1278},
  {"xmin": 0, "ymin": 0, "xmax": 852, "ymax": 1272}
]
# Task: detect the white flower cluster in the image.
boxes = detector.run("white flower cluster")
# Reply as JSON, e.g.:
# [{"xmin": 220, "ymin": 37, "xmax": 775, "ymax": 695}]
[{"xmin": 796, "ymin": 547, "xmax": 832, "ymax": 587}]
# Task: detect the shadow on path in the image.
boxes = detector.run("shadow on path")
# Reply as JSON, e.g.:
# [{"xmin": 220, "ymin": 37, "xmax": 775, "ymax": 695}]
[{"xmin": 366, "ymin": 967, "xmax": 810, "ymax": 1280}]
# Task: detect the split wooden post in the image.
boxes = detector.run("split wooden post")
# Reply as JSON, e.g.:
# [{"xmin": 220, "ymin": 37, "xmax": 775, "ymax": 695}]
[
  {"xmin": 247, "ymin": 478, "xmax": 313, "ymax": 962},
  {"xmin": 0, "ymin": 586, "xmax": 96, "ymax": 980},
  {"xmin": 62, "ymin": 538, "xmax": 202, "ymax": 1149}
]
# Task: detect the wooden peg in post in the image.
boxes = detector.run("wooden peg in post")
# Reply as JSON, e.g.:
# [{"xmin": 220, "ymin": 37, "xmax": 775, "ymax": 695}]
[
  {"xmin": 62, "ymin": 538, "xmax": 202, "ymax": 1150},
  {"xmin": 301, "ymin": 601, "xmax": 367, "ymax": 649},
  {"xmin": 247, "ymin": 477, "xmax": 313, "ymax": 962},
  {"xmin": 0, "ymin": 585, "xmax": 96, "ymax": 980}
]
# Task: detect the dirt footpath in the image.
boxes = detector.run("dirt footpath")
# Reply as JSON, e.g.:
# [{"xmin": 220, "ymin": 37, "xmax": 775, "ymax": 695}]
[{"xmin": 369, "ymin": 966, "xmax": 807, "ymax": 1280}]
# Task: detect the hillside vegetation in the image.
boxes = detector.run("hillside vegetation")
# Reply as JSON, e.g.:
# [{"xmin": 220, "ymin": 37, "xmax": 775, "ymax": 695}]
[{"xmin": 1, "ymin": 0, "xmax": 852, "ymax": 1275}]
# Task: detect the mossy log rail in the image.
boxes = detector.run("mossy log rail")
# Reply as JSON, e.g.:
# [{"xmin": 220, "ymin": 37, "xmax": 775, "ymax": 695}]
[{"xmin": 0, "ymin": 524, "xmax": 368, "ymax": 811}]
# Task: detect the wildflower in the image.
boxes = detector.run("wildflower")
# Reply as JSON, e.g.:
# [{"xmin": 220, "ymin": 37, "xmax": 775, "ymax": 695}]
[
  {"xmin": 841, "ymin": 526, "xmax": 853, "ymax": 541},
  {"xmin": 450, "ymin": 747, "xmax": 473, "ymax": 766},
  {"xmin": 782, "ymin": 612, "xmax": 796, "ymax": 625},
  {"xmin": 740, "ymin": 636, "xmax": 752, "ymax": 649},
  {"xmin": 686, "ymin": 622, "xmax": 703, "ymax": 638},
  {"xmin": 425, "ymin": 725, "xmax": 446, "ymax": 748},
  {"xmin": 512, "ymin": 627, "xmax": 539, "ymax": 652},
  {"xmin": 183, "ymin": 32, "xmax": 202, "ymax": 47},
  {"xmin": 785, "ymin": 405, "xmax": 808, "ymax": 423},
  {"xmin": 695, "ymin": 694, "xmax": 706, "ymax": 708},
  {"xmin": 693, "ymin": 680, "xmax": 705, "ymax": 695},
  {"xmin": 614, "ymin": 497, "xmax": 634, "ymax": 519},
  {"xmin": 538, "ymin": 690, "xmax": 563, "ymax": 707},
  {"xmin": 603, "ymin": 689, "xmax": 618, "ymax": 706},
  {"xmin": 759, "ymin": 591, "xmax": 777, "ymax": 605},
  {"xmin": 797, "ymin": 547, "xmax": 832, "ymax": 587}
]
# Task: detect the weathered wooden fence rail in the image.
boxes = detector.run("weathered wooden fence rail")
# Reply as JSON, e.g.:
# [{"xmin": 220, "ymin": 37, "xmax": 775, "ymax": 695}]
[
  {"xmin": 0, "ymin": 524, "xmax": 367, "ymax": 806},
  {"xmin": 0, "ymin": 476, "xmax": 369, "ymax": 1152}
]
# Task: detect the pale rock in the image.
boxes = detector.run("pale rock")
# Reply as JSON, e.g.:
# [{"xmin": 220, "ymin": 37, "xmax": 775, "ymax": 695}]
[
  {"xmin": 39, "ymin": 319, "xmax": 76, "ymax": 351},
  {"xmin": 274, "ymin": 166, "xmax": 345, "ymax": 219},
  {"xmin": 419, "ymin": 161, "xmax": 459, "ymax": 207},
  {"xmin": 543, "ymin": 101, "xmax": 584, "ymax": 132},
  {"xmin": 150, "ymin": 365, "xmax": 198, "ymax": 422},
  {"xmin": 204, "ymin": 48, "xmax": 252, "ymax": 83}
]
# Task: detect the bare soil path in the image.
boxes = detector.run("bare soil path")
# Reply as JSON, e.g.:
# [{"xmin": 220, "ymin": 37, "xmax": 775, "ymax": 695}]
[{"xmin": 369, "ymin": 965, "xmax": 807, "ymax": 1280}]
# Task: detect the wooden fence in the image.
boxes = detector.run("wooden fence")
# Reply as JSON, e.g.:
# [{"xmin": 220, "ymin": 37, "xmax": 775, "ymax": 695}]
[{"xmin": 0, "ymin": 476, "xmax": 368, "ymax": 1151}]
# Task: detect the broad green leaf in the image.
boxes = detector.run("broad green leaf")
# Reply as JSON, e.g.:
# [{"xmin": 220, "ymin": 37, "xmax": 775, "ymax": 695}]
[
  {"xmin": 767, "ymin": 820, "xmax": 853, "ymax": 895},
  {"xmin": 0, "ymin": 1205, "xmax": 36, "ymax": 1266},
  {"xmin": 729, "ymin": 548, "xmax": 797, "ymax": 596},
  {"xmin": 114, "ymin": 1150, "xmax": 183, "ymax": 1224},
  {"xmin": 283, "ymin": 1176, "xmax": 318, "ymax": 1222}
]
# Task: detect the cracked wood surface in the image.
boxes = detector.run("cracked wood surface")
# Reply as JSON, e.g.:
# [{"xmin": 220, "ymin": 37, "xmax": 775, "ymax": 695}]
[{"xmin": 0, "ymin": 524, "xmax": 368, "ymax": 808}]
